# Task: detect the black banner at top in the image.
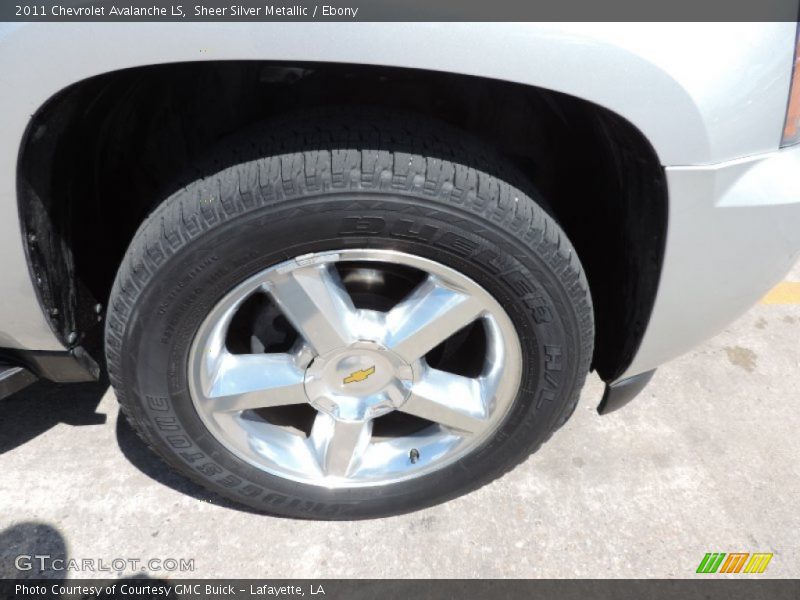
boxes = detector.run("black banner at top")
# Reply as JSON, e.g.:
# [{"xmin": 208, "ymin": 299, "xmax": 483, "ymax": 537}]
[{"xmin": 2, "ymin": 0, "xmax": 800, "ymax": 22}]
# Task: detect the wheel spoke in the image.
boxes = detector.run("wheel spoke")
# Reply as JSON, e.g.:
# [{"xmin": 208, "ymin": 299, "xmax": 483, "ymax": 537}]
[
  {"xmin": 204, "ymin": 353, "xmax": 307, "ymax": 413},
  {"xmin": 383, "ymin": 276, "xmax": 485, "ymax": 363},
  {"xmin": 308, "ymin": 414, "xmax": 372, "ymax": 477},
  {"xmin": 264, "ymin": 262, "xmax": 357, "ymax": 356},
  {"xmin": 400, "ymin": 368, "xmax": 487, "ymax": 433}
]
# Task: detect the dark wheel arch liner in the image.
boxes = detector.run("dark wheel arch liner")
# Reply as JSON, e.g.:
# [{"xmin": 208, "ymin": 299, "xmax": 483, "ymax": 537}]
[{"xmin": 15, "ymin": 61, "xmax": 667, "ymax": 391}]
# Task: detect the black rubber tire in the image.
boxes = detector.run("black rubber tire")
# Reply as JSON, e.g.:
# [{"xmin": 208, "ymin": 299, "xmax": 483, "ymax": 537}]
[{"xmin": 105, "ymin": 108, "xmax": 594, "ymax": 519}]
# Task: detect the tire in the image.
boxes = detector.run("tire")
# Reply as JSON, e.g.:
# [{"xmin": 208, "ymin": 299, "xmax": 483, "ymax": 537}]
[{"xmin": 105, "ymin": 108, "xmax": 594, "ymax": 519}]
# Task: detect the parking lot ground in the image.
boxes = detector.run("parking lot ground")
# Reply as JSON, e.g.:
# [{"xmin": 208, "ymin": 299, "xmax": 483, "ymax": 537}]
[{"xmin": 1, "ymin": 263, "xmax": 798, "ymax": 579}]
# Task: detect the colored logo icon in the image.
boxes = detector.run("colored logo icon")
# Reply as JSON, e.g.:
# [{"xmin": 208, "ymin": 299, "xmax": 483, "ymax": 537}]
[
  {"xmin": 696, "ymin": 553, "xmax": 773, "ymax": 574},
  {"xmin": 343, "ymin": 366, "xmax": 376, "ymax": 385}
]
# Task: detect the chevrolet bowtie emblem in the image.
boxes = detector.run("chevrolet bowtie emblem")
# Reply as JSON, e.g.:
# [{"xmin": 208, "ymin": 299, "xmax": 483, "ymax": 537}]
[{"xmin": 343, "ymin": 366, "xmax": 375, "ymax": 384}]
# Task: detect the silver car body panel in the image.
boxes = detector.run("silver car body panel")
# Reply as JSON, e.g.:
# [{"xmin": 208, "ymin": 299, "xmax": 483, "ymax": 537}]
[
  {"xmin": 0, "ymin": 22, "xmax": 798, "ymax": 382},
  {"xmin": 623, "ymin": 145, "xmax": 800, "ymax": 378}
]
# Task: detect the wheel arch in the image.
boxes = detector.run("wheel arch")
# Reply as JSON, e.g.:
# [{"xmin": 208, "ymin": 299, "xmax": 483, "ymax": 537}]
[{"xmin": 16, "ymin": 60, "xmax": 667, "ymax": 383}]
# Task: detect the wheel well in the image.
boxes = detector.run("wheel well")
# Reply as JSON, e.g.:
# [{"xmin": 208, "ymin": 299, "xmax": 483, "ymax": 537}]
[{"xmin": 17, "ymin": 61, "xmax": 666, "ymax": 382}]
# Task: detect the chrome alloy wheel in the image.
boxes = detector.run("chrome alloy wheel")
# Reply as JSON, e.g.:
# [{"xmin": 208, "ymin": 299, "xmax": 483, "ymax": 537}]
[{"xmin": 188, "ymin": 249, "xmax": 523, "ymax": 488}]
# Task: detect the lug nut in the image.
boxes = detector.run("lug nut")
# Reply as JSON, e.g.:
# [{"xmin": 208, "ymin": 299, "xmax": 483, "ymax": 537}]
[{"xmin": 409, "ymin": 448, "xmax": 420, "ymax": 464}]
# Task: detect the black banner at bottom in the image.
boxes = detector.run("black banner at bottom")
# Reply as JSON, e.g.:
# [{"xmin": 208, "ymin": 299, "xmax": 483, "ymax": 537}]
[{"xmin": 1, "ymin": 579, "xmax": 799, "ymax": 600}]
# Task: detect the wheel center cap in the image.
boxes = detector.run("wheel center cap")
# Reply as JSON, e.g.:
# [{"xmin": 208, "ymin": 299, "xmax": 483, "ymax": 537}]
[{"xmin": 303, "ymin": 342, "xmax": 414, "ymax": 421}]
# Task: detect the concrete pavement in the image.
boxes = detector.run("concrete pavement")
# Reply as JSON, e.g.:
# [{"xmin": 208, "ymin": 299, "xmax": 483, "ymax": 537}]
[{"xmin": 1, "ymin": 263, "xmax": 798, "ymax": 579}]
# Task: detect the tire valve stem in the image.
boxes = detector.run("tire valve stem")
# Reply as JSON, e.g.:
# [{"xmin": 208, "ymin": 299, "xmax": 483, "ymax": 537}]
[{"xmin": 409, "ymin": 448, "xmax": 420, "ymax": 464}]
